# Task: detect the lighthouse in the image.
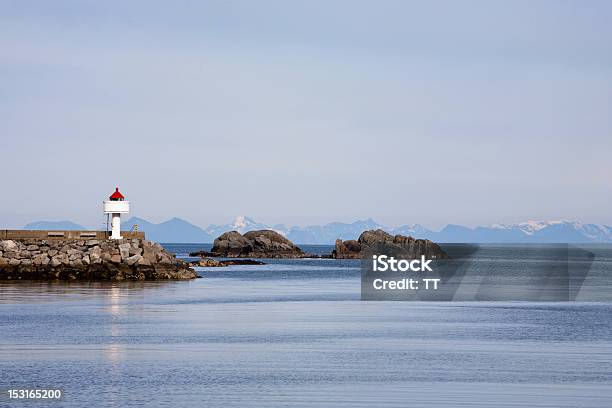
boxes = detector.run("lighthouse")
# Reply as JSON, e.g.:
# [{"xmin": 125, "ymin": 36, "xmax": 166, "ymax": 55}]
[{"xmin": 103, "ymin": 187, "xmax": 130, "ymax": 240}]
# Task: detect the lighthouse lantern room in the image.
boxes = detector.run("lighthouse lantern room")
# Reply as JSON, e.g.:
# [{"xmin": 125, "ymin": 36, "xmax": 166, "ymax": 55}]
[{"xmin": 103, "ymin": 187, "xmax": 130, "ymax": 240}]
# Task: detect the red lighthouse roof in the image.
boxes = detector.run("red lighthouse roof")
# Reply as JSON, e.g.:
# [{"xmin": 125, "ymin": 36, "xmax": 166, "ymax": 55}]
[{"xmin": 109, "ymin": 187, "xmax": 125, "ymax": 200}]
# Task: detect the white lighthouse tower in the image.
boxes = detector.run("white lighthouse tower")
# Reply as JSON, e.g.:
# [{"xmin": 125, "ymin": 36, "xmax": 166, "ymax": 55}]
[{"xmin": 103, "ymin": 187, "xmax": 130, "ymax": 240}]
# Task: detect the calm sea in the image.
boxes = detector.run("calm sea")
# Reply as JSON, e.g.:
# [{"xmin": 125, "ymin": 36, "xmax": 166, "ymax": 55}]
[{"xmin": 1, "ymin": 244, "xmax": 611, "ymax": 407}]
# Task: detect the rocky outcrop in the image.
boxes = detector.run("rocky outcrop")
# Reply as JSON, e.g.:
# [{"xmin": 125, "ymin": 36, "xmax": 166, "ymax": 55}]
[
  {"xmin": 211, "ymin": 230, "xmax": 304, "ymax": 258},
  {"xmin": 0, "ymin": 239, "xmax": 196, "ymax": 280},
  {"xmin": 190, "ymin": 258, "xmax": 266, "ymax": 267},
  {"xmin": 333, "ymin": 229, "xmax": 448, "ymax": 259}
]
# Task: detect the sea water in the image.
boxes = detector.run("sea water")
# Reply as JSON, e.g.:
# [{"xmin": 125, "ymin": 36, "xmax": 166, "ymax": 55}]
[{"xmin": 1, "ymin": 244, "xmax": 611, "ymax": 407}]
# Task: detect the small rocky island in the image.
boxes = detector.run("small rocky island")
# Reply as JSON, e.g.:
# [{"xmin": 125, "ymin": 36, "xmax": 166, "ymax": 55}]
[
  {"xmin": 190, "ymin": 258, "xmax": 266, "ymax": 267},
  {"xmin": 334, "ymin": 229, "xmax": 448, "ymax": 259},
  {"xmin": 0, "ymin": 239, "xmax": 196, "ymax": 280},
  {"xmin": 205, "ymin": 230, "xmax": 305, "ymax": 258}
]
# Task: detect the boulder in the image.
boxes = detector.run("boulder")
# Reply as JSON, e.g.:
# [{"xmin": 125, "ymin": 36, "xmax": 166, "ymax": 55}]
[
  {"xmin": 126, "ymin": 255, "xmax": 142, "ymax": 266},
  {"xmin": 1, "ymin": 240, "xmax": 17, "ymax": 251},
  {"xmin": 211, "ymin": 230, "xmax": 304, "ymax": 258},
  {"xmin": 118, "ymin": 243, "xmax": 131, "ymax": 260}
]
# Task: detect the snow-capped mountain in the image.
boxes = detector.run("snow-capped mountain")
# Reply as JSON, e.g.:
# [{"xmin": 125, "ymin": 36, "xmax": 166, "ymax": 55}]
[
  {"xmin": 491, "ymin": 220, "xmax": 567, "ymax": 235},
  {"xmin": 205, "ymin": 216, "xmax": 285, "ymax": 237},
  {"xmin": 487, "ymin": 221, "xmax": 612, "ymax": 243}
]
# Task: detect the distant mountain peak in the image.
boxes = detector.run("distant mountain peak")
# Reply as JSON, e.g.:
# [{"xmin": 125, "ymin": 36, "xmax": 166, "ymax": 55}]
[
  {"xmin": 232, "ymin": 215, "xmax": 259, "ymax": 230},
  {"xmin": 20, "ymin": 217, "xmax": 612, "ymax": 244},
  {"xmin": 491, "ymin": 220, "xmax": 571, "ymax": 235}
]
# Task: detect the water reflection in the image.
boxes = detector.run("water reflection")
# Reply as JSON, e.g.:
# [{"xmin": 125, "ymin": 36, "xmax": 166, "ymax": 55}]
[
  {"xmin": 0, "ymin": 280, "xmax": 187, "ymax": 304},
  {"xmin": 104, "ymin": 343, "xmax": 124, "ymax": 364},
  {"xmin": 107, "ymin": 285, "xmax": 123, "ymax": 316}
]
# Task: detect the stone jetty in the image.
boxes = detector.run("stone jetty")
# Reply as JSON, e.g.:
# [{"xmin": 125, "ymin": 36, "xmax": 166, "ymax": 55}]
[{"xmin": 0, "ymin": 238, "xmax": 196, "ymax": 280}]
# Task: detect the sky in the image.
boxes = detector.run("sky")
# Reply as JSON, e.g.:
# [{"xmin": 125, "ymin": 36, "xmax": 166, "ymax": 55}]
[{"xmin": 1, "ymin": 0, "xmax": 611, "ymax": 230}]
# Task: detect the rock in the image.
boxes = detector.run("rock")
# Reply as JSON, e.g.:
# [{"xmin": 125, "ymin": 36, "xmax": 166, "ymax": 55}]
[
  {"xmin": 142, "ymin": 245, "xmax": 157, "ymax": 265},
  {"xmin": 118, "ymin": 243, "xmax": 131, "ymax": 260},
  {"xmin": 86, "ymin": 240, "xmax": 100, "ymax": 246},
  {"xmin": 211, "ymin": 230, "xmax": 304, "ymax": 258},
  {"xmin": 129, "ymin": 246, "xmax": 143, "ymax": 256},
  {"xmin": 191, "ymin": 258, "xmax": 267, "ymax": 267},
  {"xmin": 110, "ymin": 254, "xmax": 122, "ymax": 264},
  {"xmin": 126, "ymin": 255, "xmax": 142, "ymax": 266},
  {"xmin": 189, "ymin": 257, "xmax": 267, "ymax": 267},
  {"xmin": 26, "ymin": 244, "xmax": 39, "ymax": 251},
  {"xmin": 9, "ymin": 258, "xmax": 20, "ymax": 266},
  {"xmin": 48, "ymin": 249, "xmax": 58, "ymax": 257},
  {"xmin": 211, "ymin": 231, "xmax": 253, "ymax": 256},
  {"xmin": 1, "ymin": 240, "xmax": 17, "ymax": 251},
  {"xmin": 67, "ymin": 248, "xmax": 81, "ymax": 256},
  {"xmin": 334, "ymin": 239, "xmax": 361, "ymax": 259},
  {"xmin": 137, "ymin": 256, "xmax": 151, "ymax": 266},
  {"xmin": 89, "ymin": 246, "xmax": 102, "ymax": 256},
  {"xmin": 4, "ymin": 251, "xmax": 18, "ymax": 259},
  {"xmin": 333, "ymin": 229, "xmax": 448, "ymax": 260},
  {"xmin": 194, "ymin": 258, "xmax": 222, "ymax": 267}
]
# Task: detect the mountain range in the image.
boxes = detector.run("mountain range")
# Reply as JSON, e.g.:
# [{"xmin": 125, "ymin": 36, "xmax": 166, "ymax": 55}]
[{"xmin": 22, "ymin": 216, "xmax": 612, "ymax": 244}]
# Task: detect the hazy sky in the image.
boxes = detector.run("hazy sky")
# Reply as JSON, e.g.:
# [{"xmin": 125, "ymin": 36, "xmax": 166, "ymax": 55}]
[{"xmin": 1, "ymin": 0, "xmax": 611, "ymax": 229}]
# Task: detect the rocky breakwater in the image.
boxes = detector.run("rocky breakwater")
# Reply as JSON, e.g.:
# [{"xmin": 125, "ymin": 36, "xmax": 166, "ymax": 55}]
[
  {"xmin": 210, "ymin": 230, "xmax": 304, "ymax": 258},
  {"xmin": 0, "ymin": 239, "xmax": 196, "ymax": 280},
  {"xmin": 334, "ymin": 229, "xmax": 448, "ymax": 259}
]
